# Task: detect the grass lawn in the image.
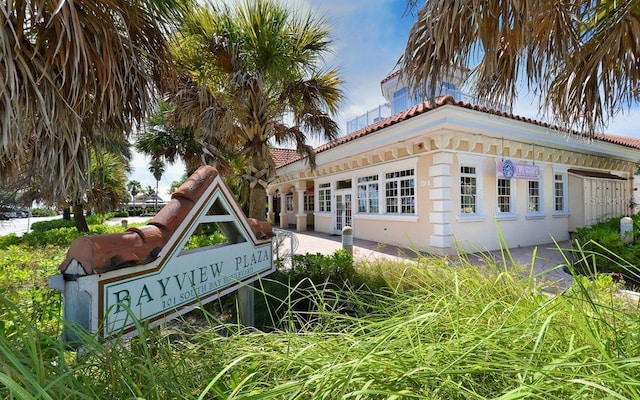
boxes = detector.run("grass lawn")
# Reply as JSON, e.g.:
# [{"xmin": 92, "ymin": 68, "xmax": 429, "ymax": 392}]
[{"xmin": 0, "ymin": 219, "xmax": 639, "ymax": 399}]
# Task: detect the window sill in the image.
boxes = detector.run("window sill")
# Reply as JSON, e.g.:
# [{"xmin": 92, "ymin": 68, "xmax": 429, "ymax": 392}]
[
  {"xmin": 496, "ymin": 213, "xmax": 519, "ymax": 221},
  {"xmin": 354, "ymin": 213, "xmax": 418, "ymax": 222},
  {"xmin": 457, "ymin": 214, "xmax": 486, "ymax": 222},
  {"xmin": 552, "ymin": 212, "xmax": 570, "ymax": 218},
  {"xmin": 525, "ymin": 214, "xmax": 546, "ymax": 220}
]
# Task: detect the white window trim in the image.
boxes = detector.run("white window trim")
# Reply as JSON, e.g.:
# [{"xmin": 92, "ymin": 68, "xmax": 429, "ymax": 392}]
[
  {"xmin": 552, "ymin": 168, "xmax": 569, "ymax": 216},
  {"xmin": 285, "ymin": 193, "xmax": 294, "ymax": 213},
  {"xmin": 356, "ymin": 175, "xmax": 380, "ymax": 214},
  {"xmin": 383, "ymin": 168, "xmax": 416, "ymax": 215},
  {"xmin": 303, "ymin": 194, "xmax": 314, "ymax": 213},
  {"xmin": 317, "ymin": 182, "xmax": 332, "ymax": 213},
  {"xmin": 526, "ymin": 178, "xmax": 545, "ymax": 218},
  {"xmin": 496, "ymin": 178, "xmax": 519, "ymax": 220},
  {"xmin": 315, "ymin": 158, "xmax": 419, "ymax": 217},
  {"xmin": 457, "ymin": 154, "xmax": 484, "ymax": 220},
  {"xmin": 380, "ymin": 161, "xmax": 418, "ymax": 215}
]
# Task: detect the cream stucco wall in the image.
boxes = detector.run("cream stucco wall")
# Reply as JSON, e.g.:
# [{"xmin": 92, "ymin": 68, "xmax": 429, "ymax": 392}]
[
  {"xmin": 271, "ymin": 104, "xmax": 639, "ymax": 254},
  {"xmin": 449, "ymin": 157, "xmax": 571, "ymax": 252},
  {"xmin": 314, "ymin": 213, "xmax": 332, "ymax": 234}
]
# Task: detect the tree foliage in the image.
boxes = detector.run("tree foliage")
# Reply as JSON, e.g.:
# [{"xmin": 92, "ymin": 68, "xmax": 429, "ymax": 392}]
[
  {"xmin": 0, "ymin": 0, "xmax": 187, "ymax": 202},
  {"xmin": 403, "ymin": 0, "xmax": 640, "ymax": 136},
  {"xmin": 137, "ymin": 101, "xmax": 209, "ymax": 176},
  {"xmin": 168, "ymin": 0, "xmax": 344, "ymax": 218}
]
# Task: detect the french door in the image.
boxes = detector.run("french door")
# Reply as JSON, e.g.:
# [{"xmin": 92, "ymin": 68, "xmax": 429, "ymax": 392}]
[{"xmin": 334, "ymin": 190, "xmax": 352, "ymax": 234}]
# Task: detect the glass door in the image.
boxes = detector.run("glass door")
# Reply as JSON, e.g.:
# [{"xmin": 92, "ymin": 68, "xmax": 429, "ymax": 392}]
[{"xmin": 334, "ymin": 190, "xmax": 352, "ymax": 234}]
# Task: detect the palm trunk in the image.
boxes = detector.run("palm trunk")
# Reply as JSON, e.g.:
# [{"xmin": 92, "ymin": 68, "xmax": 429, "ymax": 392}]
[
  {"xmin": 248, "ymin": 185, "xmax": 267, "ymax": 220},
  {"xmin": 247, "ymin": 157, "xmax": 268, "ymax": 220},
  {"xmin": 72, "ymin": 203, "xmax": 89, "ymax": 233}
]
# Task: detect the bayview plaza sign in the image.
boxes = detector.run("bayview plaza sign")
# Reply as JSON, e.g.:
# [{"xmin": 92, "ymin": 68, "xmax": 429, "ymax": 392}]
[
  {"xmin": 51, "ymin": 166, "xmax": 274, "ymax": 341},
  {"xmin": 106, "ymin": 243, "xmax": 270, "ymax": 325}
]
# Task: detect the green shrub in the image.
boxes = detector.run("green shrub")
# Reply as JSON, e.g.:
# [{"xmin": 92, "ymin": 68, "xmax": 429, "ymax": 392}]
[
  {"xmin": 182, "ymin": 230, "xmax": 227, "ymax": 250},
  {"xmin": 30, "ymin": 208, "xmax": 58, "ymax": 217},
  {"xmin": 30, "ymin": 213, "xmax": 113, "ymax": 232},
  {"xmin": 30, "ymin": 218, "xmax": 75, "ymax": 232},
  {"xmin": 0, "ymin": 233, "xmax": 20, "ymax": 248},
  {"xmin": 288, "ymin": 250, "xmax": 353, "ymax": 285},
  {"xmin": 572, "ymin": 215, "xmax": 640, "ymax": 285}
]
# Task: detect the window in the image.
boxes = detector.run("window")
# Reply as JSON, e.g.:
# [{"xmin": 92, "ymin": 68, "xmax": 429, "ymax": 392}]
[
  {"xmin": 336, "ymin": 179, "xmax": 352, "ymax": 190},
  {"xmin": 304, "ymin": 195, "xmax": 314, "ymax": 213},
  {"xmin": 318, "ymin": 183, "xmax": 331, "ymax": 212},
  {"xmin": 442, "ymin": 81, "xmax": 456, "ymax": 90},
  {"xmin": 357, "ymin": 175, "xmax": 379, "ymax": 213},
  {"xmin": 392, "ymin": 87, "xmax": 408, "ymax": 114},
  {"xmin": 528, "ymin": 181, "xmax": 541, "ymax": 213},
  {"xmin": 285, "ymin": 194, "xmax": 293, "ymax": 212},
  {"xmin": 460, "ymin": 166, "xmax": 477, "ymax": 214},
  {"xmin": 385, "ymin": 169, "xmax": 415, "ymax": 214},
  {"xmin": 554, "ymin": 173, "xmax": 566, "ymax": 212},
  {"xmin": 497, "ymin": 179, "xmax": 512, "ymax": 213}
]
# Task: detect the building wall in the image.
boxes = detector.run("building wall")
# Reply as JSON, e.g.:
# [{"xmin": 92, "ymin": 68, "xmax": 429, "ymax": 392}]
[
  {"xmin": 273, "ymin": 107, "xmax": 638, "ymax": 254},
  {"xmin": 451, "ymin": 156, "xmax": 566, "ymax": 251},
  {"xmin": 314, "ymin": 213, "xmax": 332, "ymax": 233}
]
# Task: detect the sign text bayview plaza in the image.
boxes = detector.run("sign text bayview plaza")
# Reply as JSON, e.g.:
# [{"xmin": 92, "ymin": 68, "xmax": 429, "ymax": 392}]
[{"xmin": 50, "ymin": 166, "xmax": 274, "ymax": 341}]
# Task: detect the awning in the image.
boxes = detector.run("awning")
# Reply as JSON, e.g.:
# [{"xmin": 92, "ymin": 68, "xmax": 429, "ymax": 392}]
[{"xmin": 568, "ymin": 169, "xmax": 627, "ymax": 180}]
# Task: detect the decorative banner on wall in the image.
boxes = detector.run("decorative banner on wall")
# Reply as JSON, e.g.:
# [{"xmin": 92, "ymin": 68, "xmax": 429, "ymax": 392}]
[{"xmin": 496, "ymin": 160, "xmax": 540, "ymax": 181}]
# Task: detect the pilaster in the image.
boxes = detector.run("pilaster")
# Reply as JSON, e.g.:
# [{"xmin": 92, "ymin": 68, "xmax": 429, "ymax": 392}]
[{"xmin": 429, "ymin": 151, "xmax": 454, "ymax": 249}]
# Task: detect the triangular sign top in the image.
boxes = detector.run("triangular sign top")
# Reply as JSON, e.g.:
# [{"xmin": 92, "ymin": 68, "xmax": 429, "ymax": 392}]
[{"xmin": 99, "ymin": 173, "xmax": 274, "ymax": 337}]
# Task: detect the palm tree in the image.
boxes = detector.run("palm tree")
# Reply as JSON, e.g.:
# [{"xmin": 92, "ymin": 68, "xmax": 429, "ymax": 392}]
[
  {"xmin": 66, "ymin": 152, "xmax": 130, "ymax": 232},
  {"xmin": 86, "ymin": 154, "xmax": 129, "ymax": 215},
  {"xmin": 0, "ymin": 0, "xmax": 186, "ymax": 207},
  {"xmin": 168, "ymin": 0, "xmax": 344, "ymax": 219},
  {"xmin": 137, "ymin": 101, "xmax": 205, "ymax": 176},
  {"xmin": 402, "ymin": 0, "xmax": 640, "ymax": 136},
  {"xmin": 148, "ymin": 158, "xmax": 165, "ymax": 212},
  {"xmin": 127, "ymin": 180, "xmax": 142, "ymax": 207}
]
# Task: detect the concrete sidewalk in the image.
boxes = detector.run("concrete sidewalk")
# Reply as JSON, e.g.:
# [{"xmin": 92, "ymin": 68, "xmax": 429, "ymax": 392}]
[
  {"xmin": 105, "ymin": 218, "xmax": 574, "ymax": 290},
  {"xmin": 291, "ymin": 230, "xmax": 574, "ymax": 290}
]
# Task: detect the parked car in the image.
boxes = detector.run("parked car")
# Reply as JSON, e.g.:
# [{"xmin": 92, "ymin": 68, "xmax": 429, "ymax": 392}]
[{"xmin": 16, "ymin": 210, "xmax": 31, "ymax": 218}]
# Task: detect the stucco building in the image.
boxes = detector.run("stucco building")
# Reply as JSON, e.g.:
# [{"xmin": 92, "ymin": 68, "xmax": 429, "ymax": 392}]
[{"xmin": 268, "ymin": 72, "xmax": 640, "ymax": 253}]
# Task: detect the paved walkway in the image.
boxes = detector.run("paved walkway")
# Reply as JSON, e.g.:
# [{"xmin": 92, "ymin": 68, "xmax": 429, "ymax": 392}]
[
  {"xmin": 108, "ymin": 219, "xmax": 575, "ymax": 291},
  {"xmin": 291, "ymin": 230, "xmax": 574, "ymax": 291}
]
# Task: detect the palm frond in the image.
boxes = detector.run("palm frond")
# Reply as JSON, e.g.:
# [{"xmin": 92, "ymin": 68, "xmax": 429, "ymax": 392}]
[
  {"xmin": 402, "ymin": 0, "xmax": 640, "ymax": 137},
  {"xmin": 0, "ymin": 0, "xmax": 184, "ymax": 201}
]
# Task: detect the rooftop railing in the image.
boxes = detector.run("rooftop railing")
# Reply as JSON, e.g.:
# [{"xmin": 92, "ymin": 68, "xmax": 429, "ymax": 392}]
[{"xmin": 345, "ymin": 88, "xmax": 510, "ymax": 134}]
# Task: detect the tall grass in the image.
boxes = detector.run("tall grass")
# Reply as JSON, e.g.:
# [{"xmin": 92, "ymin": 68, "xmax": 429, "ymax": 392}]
[{"xmin": 1, "ymin": 246, "xmax": 639, "ymax": 398}]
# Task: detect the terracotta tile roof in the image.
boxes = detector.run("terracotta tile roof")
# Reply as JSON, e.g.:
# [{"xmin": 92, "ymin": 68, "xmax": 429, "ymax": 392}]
[
  {"xmin": 59, "ymin": 166, "xmax": 273, "ymax": 275},
  {"xmin": 594, "ymin": 132, "xmax": 640, "ymax": 149},
  {"xmin": 276, "ymin": 95, "xmax": 640, "ymax": 169},
  {"xmin": 380, "ymin": 70, "xmax": 401, "ymax": 85},
  {"xmin": 312, "ymin": 96, "xmax": 463, "ymax": 156},
  {"xmin": 272, "ymin": 147, "xmax": 302, "ymax": 168}
]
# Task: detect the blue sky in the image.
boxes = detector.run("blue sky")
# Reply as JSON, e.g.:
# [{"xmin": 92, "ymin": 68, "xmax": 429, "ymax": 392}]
[{"xmin": 130, "ymin": 0, "xmax": 640, "ymax": 197}]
